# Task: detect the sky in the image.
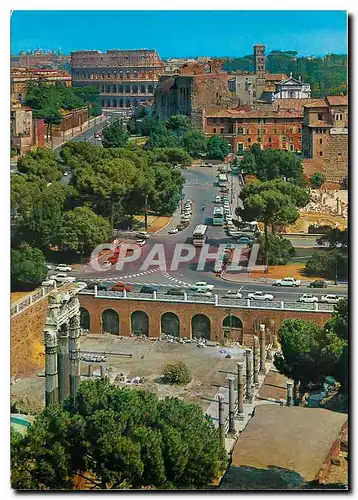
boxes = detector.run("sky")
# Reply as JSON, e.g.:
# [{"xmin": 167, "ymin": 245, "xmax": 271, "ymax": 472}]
[{"xmin": 10, "ymin": 10, "xmax": 348, "ymax": 58}]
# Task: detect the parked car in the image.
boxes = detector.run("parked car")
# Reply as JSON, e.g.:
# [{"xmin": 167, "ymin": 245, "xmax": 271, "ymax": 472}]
[
  {"xmin": 96, "ymin": 282, "xmax": 113, "ymax": 291},
  {"xmin": 181, "ymin": 215, "xmax": 191, "ymax": 221},
  {"xmin": 140, "ymin": 285, "xmax": 158, "ymax": 294},
  {"xmin": 166, "ymin": 288, "xmax": 186, "ymax": 296},
  {"xmin": 220, "ymin": 187, "xmax": 229, "ymax": 193},
  {"xmin": 194, "ymin": 289, "xmax": 212, "ymax": 297},
  {"xmin": 274, "ymin": 277, "xmax": 301, "ymax": 287},
  {"xmin": 190, "ymin": 281, "xmax": 215, "ymax": 292},
  {"xmin": 111, "ymin": 282, "xmax": 132, "ymax": 292},
  {"xmin": 309, "ymin": 279, "xmax": 328, "ymax": 288},
  {"xmin": 320, "ymin": 294, "xmax": 341, "ymax": 304},
  {"xmin": 224, "ymin": 289, "xmax": 243, "ymax": 299},
  {"xmin": 49, "ymin": 273, "xmax": 76, "ymax": 284},
  {"xmin": 55, "ymin": 264, "xmax": 72, "ymax": 272},
  {"xmin": 248, "ymin": 291, "xmax": 274, "ymax": 301},
  {"xmin": 169, "ymin": 227, "xmax": 179, "ymax": 234},
  {"xmin": 41, "ymin": 279, "xmax": 56, "ymax": 287},
  {"xmin": 136, "ymin": 240, "xmax": 146, "ymax": 247},
  {"xmin": 215, "ymin": 196, "xmax": 222, "ymax": 203},
  {"xmin": 236, "ymin": 236, "xmax": 252, "ymax": 245},
  {"xmin": 298, "ymin": 294, "xmax": 319, "ymax": 303},
  {"xmin": 137, "ymin": 231, "xmax": 150, "ymax": 239},
  {"xmin": 75, "ymin": 282, "xmax": 87, "ymax": 289}
]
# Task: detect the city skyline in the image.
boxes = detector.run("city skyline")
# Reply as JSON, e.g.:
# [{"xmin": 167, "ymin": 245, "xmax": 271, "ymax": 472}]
[{"xmin": 11, "ymin": 10, "xmax": 348, "ymax": 58}]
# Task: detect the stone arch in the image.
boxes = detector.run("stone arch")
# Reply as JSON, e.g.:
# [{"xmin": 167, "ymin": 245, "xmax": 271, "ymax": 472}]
[
  {"xmin": 80, "ymin": 307, "xmax": 90, "ymax": 331},
  {"xmin": 102, "ymin": 309, "xmax": 119, "ymax": 335},
  {"xmin": 161, "ymin": 312, "xmax": 180, "ymax": 337},
  {"xmin": 140, "ymin": 84, "xmax": 146, "ymax": 94},
  {"xmin": 131, "ymin": 310, "xmax": 149, "ymax": 337},
  {"xmin": 125, "ymin": 85, "xmax": 131, "ymax": 94},
  {"xmin": 119, "ymin": 99, "xmax": 124, "ymax": 108},
  {"xmin": 133, "ymin": 99, "xmax": 138, "ymax": 108},
  {"xmin": 191, "ymin": 314, "xmax": 211, "ymax": 340},
  {"xmin": 223, "ymin": 315, "xmax": 243, "ymax": 329}
]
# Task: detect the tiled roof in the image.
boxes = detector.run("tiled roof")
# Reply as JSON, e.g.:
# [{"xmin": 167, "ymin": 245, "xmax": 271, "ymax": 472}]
[
  {"xmin": 206, "ymin": 108, "xmax": 303, "ymax": 119},
  {"xmin": 326, "ymin": 95, "xmax": 348, "ymax": 106},
  {"xmin": 303, "ymin": 99, "xmax": 328, "ymax": 108},
  {"xmin": 274, "ymin": 98, "xmax": 317, "ymax": 112},
  {"xmin": 265, "ymin": 73, "xmax": 288, "ymax": 81}
]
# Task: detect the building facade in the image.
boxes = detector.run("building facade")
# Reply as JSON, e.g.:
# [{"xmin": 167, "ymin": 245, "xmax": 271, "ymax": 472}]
[
  {"xmin": 155, "ymin": 60, "xmax": 238, "ymax": 128},
  {"xmin": 11, "ymin": 68, "xmax": 71, "ymax": 103},
  {"xmin": 10, "ymin": 104, "xmax": 45, "ymax": 154},
  {"xmin": 205, "ymin": 108, "xmax": 304, "ymax": 154},
  {"xmin": 71, "ymin": 50, "xmax": 164, "ymax": 113},
  {"xmin": 273, "ymin": 74, "xmax": 311, "ymax": 99},
  {"xmin": 11, "ymin": 49, "xmax": 70, "ymax": 69},
  {"xmin": 302, "ymin": 95, "xmax": 348, "ymax": 184}
]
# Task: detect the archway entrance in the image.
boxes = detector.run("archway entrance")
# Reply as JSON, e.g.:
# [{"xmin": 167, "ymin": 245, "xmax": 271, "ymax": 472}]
[
  {"xmin": 223, "ymin": 316, "xmax": 243, "ymax": 329},
  {"xmin": 131, "ymin": 311, "xmax": 149, "ymax": 336},
  {"xmin": 161, "ymin": 312, "xmax": 180, "ymax": 337},
  {"xmin": 102, "ymin": 309, "xmax": 119, "ymax": 335},
  {"xmin": 79, "ymin": 307, "xmax": 90, "ymax": 331},
  {"xmin": 191, "ymin": 314, "xmax": 211, "ymax": 340},
  {"xmin": 222, "ymin": 315, "xmax": 243, "ymax": 341}
]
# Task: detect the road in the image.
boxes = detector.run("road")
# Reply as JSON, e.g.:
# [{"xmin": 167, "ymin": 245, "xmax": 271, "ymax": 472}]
[{"xmin": 62, "ymin": 164, "xmax": 347, "ymax": 302}]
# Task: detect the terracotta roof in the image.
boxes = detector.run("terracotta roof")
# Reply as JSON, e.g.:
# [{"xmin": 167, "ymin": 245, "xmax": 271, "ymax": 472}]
[
  {"xmin": 326, "ymin": 95, "xmax": 348, "ymax": 106},
  {"xmin": 206, "ymin": 108, "xmax": 303, "ymax": 119},
  {"xmin": 229, "ymin": 405, "xmax": 347, "ymax": 484},
  {"xmin": 303, "ymin": 99, "xmax": 328, "ymax": 108},
  {"xmin": 265, "ymin": 73, "xmax": 288, "ymax": 81},
  {"xmin": 263, "ymin": 85, "xmax": 276, "ymax": 92},
  {"xmin": 273, "ymin": 98, "xmax": 317, "ymax": 112}
]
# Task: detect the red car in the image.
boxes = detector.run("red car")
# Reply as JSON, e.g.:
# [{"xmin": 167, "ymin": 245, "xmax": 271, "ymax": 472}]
[{"xmin": 111, "ymin": 282, "xmax": 132, "ymax": 292}]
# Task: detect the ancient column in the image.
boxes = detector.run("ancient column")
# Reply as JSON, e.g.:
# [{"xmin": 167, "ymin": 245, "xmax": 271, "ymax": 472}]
[
  {"xmin": 253, "ymin": 336, "xmax": 260, "ymax": 385},
  {"xmin": 218, "ymin": 393, "xmax": 226, "ymax": 449},
  {"xmin": 100, "ymin": 364, "xmax": 106, "ymax": 378},
  {"xmin": 237, "ymin": 362, "xmax": 244, "ymax": 419},
  {"xmin": 286, "ymin": 381, "xmax": 294, "ymax": 407},
  {"xmin": 259, "ymin": 324, "xmax": 267, "ymax": 374},
  {"xmin": 69, "ymin": 309, "xmax": 81, "ymax": 399},
  {"xmin": 245, "ymin": 348, "xmax": 254, "ymax": 403},
  {"xmin": 44, "ymin": 329, "xmax": 59, "ymax": 406},
  {"xmin": 57, "ymin": 324, "xmax": 69, "ymax": 404},
  {"xmin": 226, "ymin": 375, "xmax": 235, "ymax": 434}
]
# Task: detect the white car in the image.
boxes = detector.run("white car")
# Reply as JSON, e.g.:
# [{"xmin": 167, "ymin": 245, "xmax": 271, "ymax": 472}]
[
  {"xmin": 248, "ymin": 291, "xmax": 274, "ymax": 301},
  {"xmin": 191, "ymin": 281, "xmax": 215, "ymax": 292},
  {"xmin": 49, "ymin": 273, "xmax": 76, "ymax": 284},
  {"xmin": 215, "ymin": 196, "xmax": 221, "ymax": 203},
  {"xmin": 194, "ymin": 289, "xmax": 213, "ymax": 298},
  {"xmin": 55, "ymin": 264, "xmax": 72, "ymax": 272},
  {"xmin": 63, "ymin": 171, "xmax": 68, "ymax": 176},
  {"xmin": 298, "ymin": 294, "xmax": 319, "ymax": 303},
  {"xmin": 41, "ymin": 279, "xmax": 56, "ymax": 287},
  {"xmin": 136, "ymin": 240, "xmax": 146, "ymax": 247},
  {"xmin": 224, "ymin": 290, "xmax": 243, "ymax": 299},
  {"xmin": 320, "ymin": 294, "xmax": 341, "ymax": 304},
  {"xmin": 75, "ymin": 282, "xmax": 88, "ymax": 288},
  {"xmin": 169, "ymin": 227, "xmax": 179, "ymax": 234},
  {"xmin": 137, "ymin": 231, "xmax": 150, "ymax": 239},
  {"xmin": 274, "ymin": 277, "xmax": 301, "ymax": 287},
  {"xmin": 181, "ymin": 214, "xmax": 191, "ymax": 221}
]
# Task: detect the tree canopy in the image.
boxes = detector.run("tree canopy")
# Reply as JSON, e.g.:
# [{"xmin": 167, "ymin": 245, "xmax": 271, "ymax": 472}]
[
  {"xmin": 207, "ymin": 135, "xmax": 230, "ymax": 160},
  {"xmin": 102, "ymin": 120, "xmax": 129, "ymax": 149},
  {"xmin": 310, "ymin": 172, "xmax": 326, "ymax": 189},
  {"xmin": 17, "ymin": 148, "xmax": 64, "ymax": 182},
  {"xmin": 11, "ymin": 246, "xmax": 47, "ymax": 291},
  {"xmin": 11, "ymin": 379, "xmax": 227, "ymax": 490}
]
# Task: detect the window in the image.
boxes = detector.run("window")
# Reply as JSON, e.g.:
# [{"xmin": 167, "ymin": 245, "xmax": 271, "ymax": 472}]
[
  {"xmin": 340, "ymin": 114, "xmax": 343, "ymax": 120},
  {"xmin": 318, "ymin": 113, "xmax": 323, "ymax": 120},
  {"xmin": 274, "ymin": 129, "xmax": 278, "ymax": 134},
  {"xmin": 257, "ymin": 137, "xmax": 261, "ymax": 142},
  {"xmin": 268, "ymin": 137, "xmax": 272, "ymax": 143},
  {"xmin": 290, "ymin": 144, "xmax": 294, "ymax": 152},
  {"xmin": 247, "ymin": 138, "xmax": 251, "ymax": 143},
  {"xmin": 298, "ymin": 128, "xmax": 301, "ymax": 133},
  {"xmin": 220, "ymin": 128, "xmax": 224, "ymax": 134},
  {"xmin": 213, "ymin": 128, "xmax": 216, "ymax": 133},
  {"xmin": 319, "ymin": 138, "xmax": 323, "ymax": 144},
  {"xmin": 237, "ymin": 127, "xmax": 244, "ymax": 134},
  {"xmin": 246, "ymin": 129, "xmax": 250, "ymax": 134},
  {"xmin": 319, "ymin": 151, "xmax": 323, "ymax": 156}
]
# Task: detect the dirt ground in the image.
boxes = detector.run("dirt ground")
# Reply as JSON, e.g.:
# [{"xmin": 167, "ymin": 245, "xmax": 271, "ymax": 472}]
[
  {"xmin": 11, "ymin": 291, "xmax": 31, "ymax": 304},
  {"xmin": 249, "ymin": 263, "xmax": 315, "ymax": 280},
  {"xmin": 11, "ymin": 336, "xmax": 245, "ymax": 412},
  {"xmin": 133, "ymin": 215, "xmax": 171, "ymax": 233}
]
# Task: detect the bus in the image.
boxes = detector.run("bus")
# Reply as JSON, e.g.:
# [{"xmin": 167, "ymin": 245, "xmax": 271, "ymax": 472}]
[
  {"xmin": 192, "ymin": 224, "xmax": 208, "ymax": 247},
  {"xmin": 218, "ymin": 173, "xmax": 228, "ymax": 187},
  {"xmin": 213, "ymin": 206, "xmax": 224, "ymax": 226}
]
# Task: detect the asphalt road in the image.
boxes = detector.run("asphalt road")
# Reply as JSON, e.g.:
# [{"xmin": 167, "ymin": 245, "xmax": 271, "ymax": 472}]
[{"xmin": 63, "ymin": 164, "xmax": 347, "ymax": 301}]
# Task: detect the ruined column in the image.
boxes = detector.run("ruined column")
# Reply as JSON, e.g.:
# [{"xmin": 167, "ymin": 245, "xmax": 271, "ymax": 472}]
[
  {"xmin": 253, "ymin": 336, "xmax": 260, "ymax": 385},
  {"xmin": 226, "ymin": 375, "xmax": 236, "ymax": 434},
  {"xmin": 57, "ymin": 324, "xmax": 69, "ymax": 404},
  {"xmin": 69, "ymin": 309, "xmax": 81, "ymax": 399},
  {"xmin": 100, "ymin": 364, "xmax": 106, "ymax": 378},
  {"xmin": 259, "ymin": 324, "xmax": 267, "ymax": 374},
  {"xmin": 44, "ymin": 329, "xmax": 58, "ymax": 406},
  {"xmin": 245, "ymin": 348, "xmax": 254, "ymax": 403},
  {"xmin": 286, "ymin": 381, "xmax": 294, "ymax": 407},
  {"xmin": 218, "ymin": 393, "xmax": 226, "ymax": 449},
  {"xmin": 237, "ymin": 362, "xmax": 244, "ymax": 419}
]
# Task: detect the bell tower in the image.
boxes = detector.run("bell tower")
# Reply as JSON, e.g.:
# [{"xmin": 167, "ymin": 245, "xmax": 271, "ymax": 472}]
[{"xmin": 254, "ymin": 43, "xmax": 266, "ymax": 74}]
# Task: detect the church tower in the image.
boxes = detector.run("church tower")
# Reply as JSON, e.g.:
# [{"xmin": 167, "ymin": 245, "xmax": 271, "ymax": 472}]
[{"xmin": 254, "ymin": 43, "xmax": 266, "ymax": 100}]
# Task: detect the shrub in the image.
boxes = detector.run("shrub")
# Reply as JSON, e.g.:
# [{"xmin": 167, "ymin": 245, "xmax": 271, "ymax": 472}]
[{"xmin": 162, "ymin": 361, "xmax": 192, "ymax": 385}]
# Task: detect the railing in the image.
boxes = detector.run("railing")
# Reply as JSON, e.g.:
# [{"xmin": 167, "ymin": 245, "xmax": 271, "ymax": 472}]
[
  {"xmin": 79, "ymin": 288, "xmax": 335, "ymax": 313},
  {"xmin": 11, "ymin": 285, "xmax": 56, "ymax": 318}
]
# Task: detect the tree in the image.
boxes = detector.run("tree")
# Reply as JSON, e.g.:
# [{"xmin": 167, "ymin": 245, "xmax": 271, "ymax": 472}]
[
  {"xmin": 316, "ymin": 228, "xmax": 348, "ymax": 250},
  {"xmin": 41, "ymin": 106, "xmax": 62, "ymax": 143},
  {"xmin": 166, "ymin": 115, "xmax": 191, "ymax": 137},
  {"xmin": 57, "ymin": 207, "xmax": 111, "ymax": 255},
  {"xmin": 145, "ymin": 120, "xmax": 179, "ymax": 150},
  {"xmin": 11, "ymin": 246, "xmax": 47, "ymax": 291},
  {"xmin": 181, "ymin": 131, "xmax": 207, "ymax": 158},
  {"xmin": 162, "ymin": 362, "xmax": 192, "ymax": 385},
  {"xmin": 102, "ymin": 120, "xmax": 129, "ymax": 148},
  {"xmin": 17, "ymin": 148, "xmax": 64, "ymax": 182},
  {"xmin": 310, "ymin": 172, "xmax": 326, "ymax": 189},
  {"xmin": 274, "ymin": 319, "xmax": 322, "ymax": 390},
  {"xmin": 149, "ymin": 148, "xmax": 192, "ymax": 166},
  {"xmin": 256, "ymin": 234, "xmax": 295, "ymax": 265},
  {"xmin": 207, "ymin": 136, "xmax": 230, "ymax": 160},
  {"xmin": 238, "ymin": 152, "xmax": 257, "ymax": 174},
  {"xmin": 11, "ymin": 380, "xmax": 227, "ymax": 490},
  {"xmin": 304, "ymin": 250, "xmax": 348, "ymax": 281},
  {"xmin": 246, "ymin": 147, "xmax": 305, "ymax": 185}
]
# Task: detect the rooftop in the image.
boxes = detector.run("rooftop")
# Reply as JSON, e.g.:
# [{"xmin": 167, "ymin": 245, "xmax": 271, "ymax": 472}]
[
  {"xmin": 326, "ymin": 95, "xmax": 348, "ymax": 106},
  {"xmin": 206, "ymin": 108, "xmax": 303, "ymax": 119},
  {"xmin": 265, "ymin": 73, "xmax": 288, "ymax": 81}
]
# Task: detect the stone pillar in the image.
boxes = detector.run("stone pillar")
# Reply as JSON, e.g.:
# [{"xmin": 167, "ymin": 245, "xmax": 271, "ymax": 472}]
[
  {"xmin": 44, "ymin": 329, "xmax": 58, "ymax": 407},
  {"xmin": 267, "ymin": 347, "xmax": 273, "ymax": 362},
  {"xmin": 259, "ymin": 324, "xmax": 267, "ymax": 374},
  {"xmin": 226, "ymin": 375, "xmax": 235, "ymax": 434},
  {"xmin": 100, "ymin": 365, "xmax": 106, "ymax": 378},
  {"xmin": 253, "ymin": 336, "xmax": 260, "ymax": 385},
  {"xmin": 272, "ymin": 329, "xmax": 279, "ymax": 349},
  {"xmin": 218, "ymin": 393, "xmax": 226, "ymax": 448},
  {"xmin": 57, "ymin": 325, "xmax": 69, "ymax": 404},
  {"xmin": 286, "ymin": 381, "xmax": 294, "ymax": 407},
  {"xmin": 245, "ymin": 348, "xmax": 254, "ymax": 403},
  {"xmin": 69, "ymin": 310, "xmax": 81, "ymax": 399},
  {"xmin": 237, "ymin": 362, "xmax": 244, "ymax": 419}
]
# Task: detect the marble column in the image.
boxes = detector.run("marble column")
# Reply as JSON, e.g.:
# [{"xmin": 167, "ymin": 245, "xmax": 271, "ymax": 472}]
[
  {"xmin": 260, "ymin": 324, "xmax": 267, "ymax": 374},
  {"xmin": 245, "ymin": 348, "xmax": 254, "ymax": 403},
  {"xmin": 44, "ymin": 329, "xmax": 58, "ymax": 407},
  {"xmin": 57, "ymin": 324, "xmax": 69, "ymax": 404},
  {"xmin": 286, "ymin": 381, "xmax": 294, "ymax": 407},
  {"xmin": 253, "ymin": 336, "xmax": 260, "ymax": 385},
  {"xmin": 69, "ymin": 310, "xmax": 81, "ymax": 399},
  {"xmin": 227, "ymin": 375, "xmax": 235, "ymax": 434},
  {"xmin": 237, "ymin": 362, "xmax": 244, "ymax": 419},
  {"xmin": 218, "ymin": 393, "xmax": 226, "ymax": 448}
]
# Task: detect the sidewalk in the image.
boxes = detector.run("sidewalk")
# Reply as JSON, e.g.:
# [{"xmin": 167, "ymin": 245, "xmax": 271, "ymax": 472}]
[{"xmin": 50, "ymin": 115, "xmax": 110, "ymax": 150}]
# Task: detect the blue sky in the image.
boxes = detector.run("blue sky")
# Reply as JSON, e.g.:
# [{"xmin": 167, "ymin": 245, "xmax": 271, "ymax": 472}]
[{"xmin": 10, "ymin": 11, "xmax": 348, "ymax": 58}]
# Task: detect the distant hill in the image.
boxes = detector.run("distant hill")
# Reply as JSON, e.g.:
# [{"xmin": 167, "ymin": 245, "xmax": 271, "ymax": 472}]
[{"xmin": 222, "ymin": 51, "xmax": 347, "ymax": 97}]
